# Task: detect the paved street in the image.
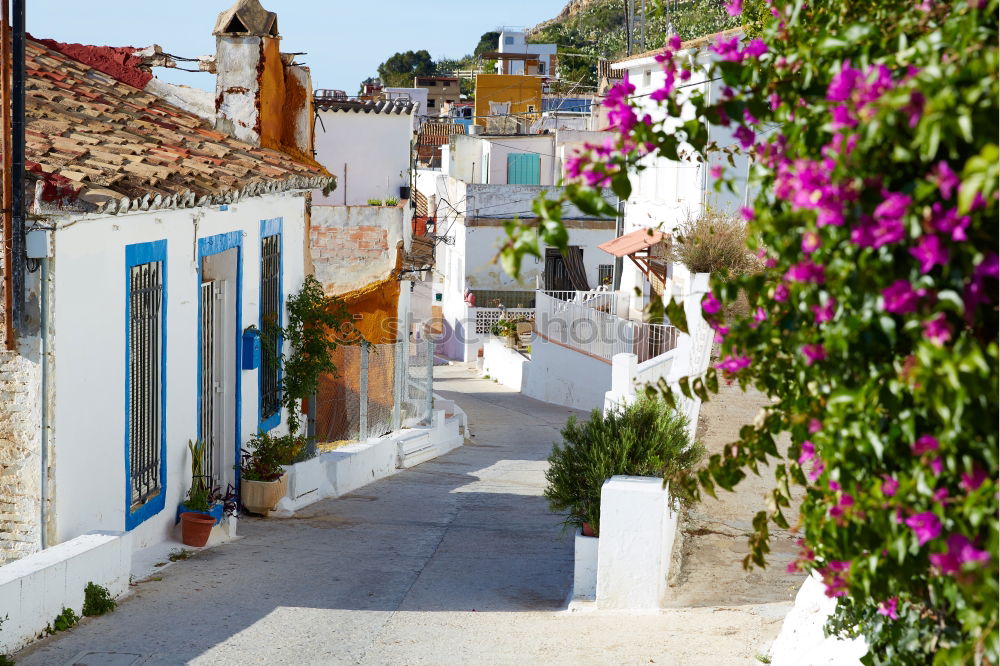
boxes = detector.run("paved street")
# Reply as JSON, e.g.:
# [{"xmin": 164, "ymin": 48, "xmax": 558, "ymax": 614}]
[{"xmin": 17, "ymin": 366, "xmax": 787, "ymax": 665}]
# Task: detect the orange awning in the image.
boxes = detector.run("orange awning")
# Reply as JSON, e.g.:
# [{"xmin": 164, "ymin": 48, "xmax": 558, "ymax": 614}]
[{"xmin": 597, "ymin": 228, "xmax": 665, "ymax": 257}]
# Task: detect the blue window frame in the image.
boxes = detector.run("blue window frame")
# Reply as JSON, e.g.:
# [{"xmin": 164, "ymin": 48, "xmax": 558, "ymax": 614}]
[
  {"xmin": 259, "ymin": 218, "xmax": 283, "ymax": 432},
  {"xmin": 124, "ymin": 240, "xmax": 168, "ymax": 531}
]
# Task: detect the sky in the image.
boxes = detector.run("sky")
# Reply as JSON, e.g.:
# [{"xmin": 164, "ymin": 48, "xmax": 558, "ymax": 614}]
[{"xmin": 30, "ymin": 0, "xmax": 565, "ymax": 92}]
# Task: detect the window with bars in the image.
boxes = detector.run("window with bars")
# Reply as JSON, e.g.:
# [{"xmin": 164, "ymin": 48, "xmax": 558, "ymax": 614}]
[
  {"xmin": 125, "ymin": 239, "xmax": 167, "ymax": 530},
  {"xmin": 598, "ymin": 264, "xmax": 614, "ymax": 286},
  {"xmin": 259, "ymin": 227, "xmax": 282, "ymax": 428}
]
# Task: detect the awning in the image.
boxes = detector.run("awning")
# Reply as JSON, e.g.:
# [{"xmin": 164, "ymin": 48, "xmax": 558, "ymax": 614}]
[{"xmin": 597, "ymin": 228, "xmax": 665, "ymax": 257}]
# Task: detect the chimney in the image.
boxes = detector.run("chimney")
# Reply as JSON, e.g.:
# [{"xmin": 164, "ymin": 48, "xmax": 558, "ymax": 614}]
[{"xmin": 213, "ymin": 0, "xmax": 315, "ymax": 162}]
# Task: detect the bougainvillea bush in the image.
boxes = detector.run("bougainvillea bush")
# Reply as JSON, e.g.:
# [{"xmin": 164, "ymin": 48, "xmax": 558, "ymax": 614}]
[{"xmin": 502, "ymin": 0, "xmax": 998, "ymax": 662}]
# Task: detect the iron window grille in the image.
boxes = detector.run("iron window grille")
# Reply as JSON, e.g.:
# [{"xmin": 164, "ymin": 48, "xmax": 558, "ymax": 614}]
[
  {"xmin": 598, "ymin": 264, "xmax": 614, "ymax": 286},
  {"xmin": 260, "ymin": 234, "xmax": 282, "ymax": 422},
  {"xmin": 128, "ymin": 260, "xmax": 163, "ymax": 508}
]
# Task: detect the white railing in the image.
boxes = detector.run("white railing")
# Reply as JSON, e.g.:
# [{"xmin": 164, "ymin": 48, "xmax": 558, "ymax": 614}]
[
  {"xmin": 535, "ymin": 291, "xmax": 678, "ymax": 363},
  {"xmin": 541, "ymin": 289, "xmax": 621, "ymax": 315}
]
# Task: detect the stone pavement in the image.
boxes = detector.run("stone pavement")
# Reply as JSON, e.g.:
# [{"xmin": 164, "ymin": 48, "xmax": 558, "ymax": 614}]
[{"xmin": 16, "ymin": 365, "xmax": 787, "ymax": 666}]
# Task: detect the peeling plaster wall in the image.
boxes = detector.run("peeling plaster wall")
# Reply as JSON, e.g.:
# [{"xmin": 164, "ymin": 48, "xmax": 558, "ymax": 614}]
[
  {"xmin": 310, "ymin": 205, "xmax": 406, "ymax": 294},
  {"xmin": 214, "ymin": 36, "xmax": 262, "ymax": 145}
]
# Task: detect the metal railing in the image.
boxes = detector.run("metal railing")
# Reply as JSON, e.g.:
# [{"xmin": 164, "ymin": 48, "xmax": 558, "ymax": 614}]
[
  {"xmin": 541, "ymin": 289, "xmax": 620, "ymax": 315},
  {"xmin": 534, "ymin": 290, "xmax": 678, "ymax": 363}
]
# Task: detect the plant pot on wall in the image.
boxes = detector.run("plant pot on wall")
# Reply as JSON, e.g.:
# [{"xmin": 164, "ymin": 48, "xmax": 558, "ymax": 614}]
[
  {"xmin": 241, "ymin": 475, "xmax": 288, "ymax": 517},
  {"xmin": 180, "ymin": 512, "xmax": 215, "ymax": 547},
  {"xmin": 399, "ymin": 185, "xmax": 411, "ymax": 200}
]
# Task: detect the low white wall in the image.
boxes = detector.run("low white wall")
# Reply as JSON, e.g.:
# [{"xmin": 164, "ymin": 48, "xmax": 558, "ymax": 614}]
[
  {"xmin": 482, "ymin": 337, "xmax": 528, "ymax": 391},
  {"xmin": 769, "ymin": 574, "xmax": 867, "ymax": 665},
  {"xmin": 0, "ymin": 531, "xmax": 132, "ymax": 653},
  {"xmin": 523, "ymin": 336, "xmax": 610, "ymax": 411},
  {"xmin": 596, "ymin": 476, "xmax": 677, "ymax": 609},
  {"xmin": 573, "ymin": 531, "xmax": 599, "ymax": 600}
]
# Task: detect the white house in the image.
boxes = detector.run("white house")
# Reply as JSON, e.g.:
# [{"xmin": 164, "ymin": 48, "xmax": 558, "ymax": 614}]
[
  {"xmin": 496, "ymin": 29, "xmax": 558, "ymax": 78},
  {"xmin": 417, "ymin": 134, "xmax": 617, "ymax": 361},
  {"xmin": 0, "ymin": 9, "xmax": 330, "ymax": 564},
  {"xmin": 608, "ymin": 28, "xmax": 750, "ymax": 318}
]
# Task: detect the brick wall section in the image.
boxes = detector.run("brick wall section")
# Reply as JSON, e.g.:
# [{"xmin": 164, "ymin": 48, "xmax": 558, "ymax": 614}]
[
  {"xmin": 0, "ymin": 349, "xmax": 42, "ymax": 564},
  {"xmin": 311, "ymin": 224, "xmax": 391, "ymax": 286}
]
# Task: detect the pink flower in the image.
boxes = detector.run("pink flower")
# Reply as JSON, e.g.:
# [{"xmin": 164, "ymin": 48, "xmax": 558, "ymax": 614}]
[
  {"xmin": 769, "ymin": 93, "xmax": 781, "ymax": 111},
  {"xmin": 882, "ymin": 280, "xmax": 922, "ymax": 315},
  {"xmin": 785, "ymin": 259, "xmax": 826, "ymax": 284},
  {"xmin": 716, "ymin": 355, "xmax": 751, "ymax": 374},
  {"xmin": 751, "ymin": 307, "xmax": 767, "ymax": 328},
  {"xmin": 877, "ymin": 597, "xmax": 899, "ymax": 620},
  {"xmin": 872, "ymin": 191, "xmax": 911, "ymax": 245},
  {"xmin": 930, "ymin": 457, "xmax": 943, "ymax": 476},
  {"xmin": 904, "ymin": 511, "xmax": 941, "ymax": 546},
  {"xmin": 909, "ymin": 234, "xmax": 949, "ymax": 273},
  {"xmin": 809, "ymin": 418, "xmax": 823, "ymax": 434},
  {"xmin": 881, "ymin": 475, "xmax": 899, "ymax": 496},
  {"xmin": 801, "ymin": 230, "xmax": 821, "ymax": 254},
  {"xmin": 932, "ymin": 161, "xmax": 960, "ymax": 199},
  {"xmin": 812, "ymin": 298, "xmax": 836, "ymax": 324},
  {"xmin": 808, "ymin": 460, "xmax": 825, "ymax": 482},
  {"xmin": 724, "ymin": 0, "xmax": 743, "ymax": 16},
  {"xmin": 702, "ymin": 292, "xmax": 721, "ymax": 314},
  {"xmin": 933, "ymin": 487, "xmax": 949, "ymax": 504},
  {"xmin": 743, "ymin": 39, "xmax": 768, "ymax": 59},
  {"xmin": 740, "ymin": 206, "xmax": 755, "ymax": 221},
  {"xmin": 710, "ymin": 35, "xmax": 743, "ymax": 62},
  {"xmin": 903, "ymin": 91, "xmax": 925, "ymax": 128},
  {"xmin": 930, "ymin": 203, "xmax": 970, "ymax": 242},
  {"xmin": 802, "ymin": 343, "xmax": 827, "ymax": 365},
  {"xmin": 922, "ymin": 314, "xmax": 952, "ymax": 346},
  {"xmin": 667, "ymin": 34, "xmax": 682, "ymax": 51},
  {"xmin": 710, "ymin": 165, "xmax": 724, "ymax": 179},
  {"xmin": 912, "ymin": 434, "xmax": 939, "ymax": 455},
  {"xmin": 830, "ymin": 105, "xmax": 856, "ymax": 129},
  {"xmin": 960, "ymin": 466, "xmax": 988, "ymax": 492},
  {"xmin": 827, "ymin": 65, "xmax": 863, "ymax": 102},
  {"xmin": 929, "ymin": 533, "xmax": 991, "ymax": 574},
  {"xmin": 734, "ymin": 125, "xmax": 755, "ymax": 149},
  {"xmin": 798, "ymin": 440, "xmax": 816, "ymax": 465}
]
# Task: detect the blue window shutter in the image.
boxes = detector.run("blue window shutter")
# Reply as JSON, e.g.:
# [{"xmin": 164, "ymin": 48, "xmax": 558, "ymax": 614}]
[{"xmin": 507, "ymin": 153, "xmax": 540, "ymax": 185}]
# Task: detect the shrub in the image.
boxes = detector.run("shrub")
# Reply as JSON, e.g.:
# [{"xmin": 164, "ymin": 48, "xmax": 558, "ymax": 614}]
[
  {"xmin": 671, "ymin": 209, "xmax": 760, "ymax": 277},
  {"xmin": 49, "ymin": 607, "xmax": 78, "ymax": 634},
  {"xmin": 384, "ymin": 197, "xmax": 399, "ymax": 207},
  {"xmin": 241, "ymin": 431, "xmax": 304, "ymax": 482},
  {"xmin": 366, "ymin": 198, "xmax": 383, "ymax": 206},
  {"xmin": 544, "ymin": 398, "xmax": 704, "ymax": 535},
  {"xmin": 82, "ymin": 582, "xmax": 116, "ymax": 617}
]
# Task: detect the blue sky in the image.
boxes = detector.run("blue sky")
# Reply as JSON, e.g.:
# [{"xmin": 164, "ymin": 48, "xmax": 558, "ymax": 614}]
[{"xmin": 30, "ymin": 1, "xmax": 564, "ymax": 92}]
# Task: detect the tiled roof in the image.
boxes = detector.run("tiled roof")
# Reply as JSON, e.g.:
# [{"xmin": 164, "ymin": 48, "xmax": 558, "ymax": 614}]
[
  {"xmin": 416, "ymin": 122, "xmax": 465, "ymax": 146},
  {"xmin": 314, "ymin": 99, "xmax": 417, "ymax": 115},
  {"xmin": 21, "ymin": 38, "xmax": 331, "ymax": 216}
]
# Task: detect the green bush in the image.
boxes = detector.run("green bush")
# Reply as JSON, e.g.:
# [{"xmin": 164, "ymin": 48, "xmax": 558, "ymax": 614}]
[
  {"xmin": 49, "ymin": 607, "xmax": 78, "ymax": 634},
  {"xmin": 544, "ymin": 398, "xmax": 704, "ymax": 535},
  {"xmin": 384, "ymin": 197, "xmax": 399, "ymax": 207},
  {"xmin": 241, "ymin": 431, "xmax": 305, "ymax": 482},
  {"xmin": 366, "ymin": 199, "xmax": 383, "ymax": 206},
  {"xmin": 82, "ymin": 582, "xmax": 116, "ymax": 617}
]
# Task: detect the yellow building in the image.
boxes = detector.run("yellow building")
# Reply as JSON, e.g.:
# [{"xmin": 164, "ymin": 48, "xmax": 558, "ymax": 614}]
[{"xmin": 474, "ymin": 74, "xmax": 542, "ymax": 133}]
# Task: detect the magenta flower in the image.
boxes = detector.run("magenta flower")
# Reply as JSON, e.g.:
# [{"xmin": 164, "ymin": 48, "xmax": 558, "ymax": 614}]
[
  {"xmin": 881, "ymin": 475, "xmax": 899, "ymax": 496},
  {"xmin": 909, "ymin": 234, "xmax": 949, "ymax": 273},
  {"xmin": 905, "ymin": 511, "xmax": 941, "ymax": 546},
  {"xmin": 930, "ymin": 203, "xmax": 970, "ymax": 242},
  {"xmin": 801, "ymin": 230, "xmax": 821, "ymax": 254},
  {"xmin": 827, "ymin": 65, "xmax": 863, "ymax": 102},
  {"xmin": 812, "ymin": 298, "xmax": 836, "ymax": 324},
  {"xmin": 930, "ymin": 457, "xmax": 943, "ymax": 476},
  {"xmin": 903, "ymin": 90, "xmax": 925, "ymax": 128},
  {"xmin": 933, "ymin": 487, "xmax": 949, "ymax": 504},
  {"xmin": 710, "ymin": 35, "xmax": 742, "ymax": 62},
  {"xmin": 808, "ymin": 460, "xmax": 826, "ymax": 482},
  {"xmin": 751, "ymin": 306, "xmax": 767, "ymax": 328},
  {"xmin": 912, "ymin": 434, "xmax": 939, "ymax": 455},
  {"xmin": 702, "ymin": 292, "xmax": 721, "ymax": 314},
  {"xmin": 802, "ymin": 343, "xmax": 827, "ymax": 365},
  {"xmin": 830, "ymin": 105, "xmax": 856, "ymax": 129},
  {"xmin": 964, "ymin": 252, "xmax": 999, "ymax": 315},
  {"xmin": 716, "ymin": 355, "xmax": 751, "ymax": 374},
  {"xmin": 742, "ymin": 39, "xmax": 768, "ymax": 59},
  {"xmin": 710, "ymin": 165, "xmax": 724, "ymax": 180},
  {"xmin": 724, "ymin": 0, "xmax": 743, "ymax": 16},
  {"xmin": 740, "ymin": 206, "xmax": 755, "ymax": 221},
  {"xmin": 774, "ymin": 283, "xmax": 789, "ymax": 302},
  {"xmin": 960, "ymin": 466, "xmax": 988, "ymax": 492},
  {"xmin": 929, "ymin": 533, "xmax": 991, "ymax": 574},
  {"xmin": 733, "ymin": 125, "xmax": 755, "ymax": 149},
  {"xmin": 667, "ymin": 34, "xmax": 682, "ymax": 51},
  {"xmin": 922, "ymin": 314, "xmax": 952, "ymax": 346},
  {"xmin": 873, "ymin": 191, "xmax": 911, "ymax": 236},
  {"xmin": 798, "ymin": 440, "xmax": 816, "ymax": 465},
  {"xmin": 932, "ymin": 161, "xmax": 960, "ymax": 199},
  {"xmin": 881, "ymin": 280, "xmax": 922, "ymax": 315},
  {"xmin": 877, "ymin": 597, "xmax": 899, "ymax": 620},
  {"xmin": 809, "ymin": 418, "xmax": 823, "ymax": 434},
  {"xmin": 785, "ymin": 259, "xmax": 826, "ymax": 284},
  {"xmin": 769, "ymin": 93, "xmax": 781, "ymax": 111}
]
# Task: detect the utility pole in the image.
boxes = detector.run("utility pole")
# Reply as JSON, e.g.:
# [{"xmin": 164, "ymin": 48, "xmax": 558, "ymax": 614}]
[
  {"xmin": 10, "ymin": 0, "xmax": 23, "ymax": 332},
  {"xmin": 1, "ymin": 0, "xmax": 14, "ymax": 348},
  {"xmin": 625, "ymin": 0, "xmax": 633, "ymax": 56}
]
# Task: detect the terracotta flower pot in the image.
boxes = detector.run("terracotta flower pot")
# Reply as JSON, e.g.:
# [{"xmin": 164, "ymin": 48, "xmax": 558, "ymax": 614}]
[
  {"xmin": 180, "ymin": 512, "xmax": 215, "ymax": 547},
  {"xmin": 582, "ymin": 522, "xmax": 597, "ymax": 538},
  {"xmin": 241, "ymin": 474, "xmax": 288, "ymax": 517}
]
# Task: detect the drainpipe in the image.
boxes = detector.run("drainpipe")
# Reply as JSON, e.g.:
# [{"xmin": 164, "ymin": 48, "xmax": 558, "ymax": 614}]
[
  {"xmin": 11, "ymin": 0, "xmax": 24, "ymax": 330},
  {"xmin": 1, "ymin": 0, "xmax": 14, "ymax": 350},
  {"xmin": 39, "ymin": 251, "xmax": 48, "ymax": 549}
]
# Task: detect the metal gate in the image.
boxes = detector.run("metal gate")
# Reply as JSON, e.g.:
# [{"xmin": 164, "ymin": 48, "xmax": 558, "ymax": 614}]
[
  {"xmin": 199, "ymin": 281, "xmax": 218, "ymax": 486},
  {"xmin": 129, "ymin": 261, "xmax": 162, "ymax": 507}
]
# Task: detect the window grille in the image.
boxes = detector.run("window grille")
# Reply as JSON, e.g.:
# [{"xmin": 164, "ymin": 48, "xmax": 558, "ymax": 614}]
[
  {"xmin": 129, "ymin": 261, "xmax": 162, "ymax": 508},
  {"xmin": 598, "ymin": 264, "xmax": 614, "ymax": 286},
  {"xmin": 200, "ymin": 281, "xmax": 217, "ymax": 485},
  {"xmin": 260, "ymin": 234, "xmax": 281, "ymax": 422}
]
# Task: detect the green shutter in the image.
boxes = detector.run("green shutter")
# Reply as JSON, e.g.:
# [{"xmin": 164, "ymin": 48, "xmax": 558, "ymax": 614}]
[{"xmin": 507, "ymin": 153, "xmax": 541, "ymax": 185}]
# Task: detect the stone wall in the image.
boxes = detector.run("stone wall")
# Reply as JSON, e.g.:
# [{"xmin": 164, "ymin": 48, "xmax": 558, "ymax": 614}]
[
  {"xmin": 0, "ymin": 347, "xmax": 42, "ymax": 565},
  {"xmin": 310, "ymin": 205, "xmax": 405, "ymax": 294}
]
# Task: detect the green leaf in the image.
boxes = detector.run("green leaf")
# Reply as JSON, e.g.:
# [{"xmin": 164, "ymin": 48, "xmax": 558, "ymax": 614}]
[{"xmin": 666, "ymin": 297, "xmax": 689, "ymax": 334}]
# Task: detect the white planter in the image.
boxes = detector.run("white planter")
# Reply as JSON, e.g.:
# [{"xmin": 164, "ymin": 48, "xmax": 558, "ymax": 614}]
[{"xmin": 573, "ymin": 529, "xmax": 599, "ymax": 600}]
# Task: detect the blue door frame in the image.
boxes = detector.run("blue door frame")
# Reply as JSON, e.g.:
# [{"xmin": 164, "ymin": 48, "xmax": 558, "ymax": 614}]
[{"xmin": 197, "ymin": 232, "xmax": 243, "ymax": 495}]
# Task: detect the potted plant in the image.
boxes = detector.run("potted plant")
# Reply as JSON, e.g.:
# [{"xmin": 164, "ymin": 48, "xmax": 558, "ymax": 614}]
[
  {"xmin": 179, "ymin": 440, "xmax": 235, "ymax": 547},
  {"xmin": 240, "ymin": 431, "xmax": 304, "ymax": 516},
  {"xmin": 490, "ymin": 314, "xmax": 531, "ymax": 348},
  {"xmin": 543, "ymin": 398, "xmax": 705, "ymax": 537}
]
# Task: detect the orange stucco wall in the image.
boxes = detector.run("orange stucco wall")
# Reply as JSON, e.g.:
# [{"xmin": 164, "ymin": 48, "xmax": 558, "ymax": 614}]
[
  {"xmin": 258, "ymin": 37, "xmax": 323, "ymax": 170},
  {"xmin": 474, "ymin": 74, "xmax": 542, "ymax": 128}
]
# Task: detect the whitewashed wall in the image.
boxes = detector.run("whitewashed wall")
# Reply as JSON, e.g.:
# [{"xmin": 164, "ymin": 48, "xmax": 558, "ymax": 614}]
[
  {"xmin": 523, "ymin": 335, "xmax": 610, "ymax": 411},
  {"xmin": 49, "ymin": 192, "xmax": 306, "ymax": 553},
  {"xmin": 313, "ymin": 110, "xmax": 414, "ymax": 206},
  {"xmin": 311, "ymin": 204, "xmax": 409, "ymax": 294}
]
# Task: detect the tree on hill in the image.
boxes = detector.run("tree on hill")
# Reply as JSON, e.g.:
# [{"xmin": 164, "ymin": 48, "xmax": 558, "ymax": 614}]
[
  {"xmin": 377, "ymin": 50, "xmax": 436, "ymax": 88},
  {"xmin": 473, "ymin": 31, "xmax": 501, "ymax": 56}
]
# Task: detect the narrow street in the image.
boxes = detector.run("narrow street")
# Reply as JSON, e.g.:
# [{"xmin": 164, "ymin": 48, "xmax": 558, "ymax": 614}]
[{"xmin": 17, "ymin": 367, "xmax": 784, "ymax": 665}]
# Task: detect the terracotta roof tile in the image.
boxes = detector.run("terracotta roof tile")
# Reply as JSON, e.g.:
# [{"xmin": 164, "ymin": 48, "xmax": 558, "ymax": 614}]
[{"xmin": 18, "ymin": 38, "xmax": 331, "ymax": 214}]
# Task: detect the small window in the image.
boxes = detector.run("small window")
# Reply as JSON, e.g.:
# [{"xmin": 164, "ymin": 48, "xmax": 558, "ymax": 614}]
[
  {"xmin": 504, "ymin": 36, "xmax": 514, "ymax": 45},
  {"xmin": 643, "ymin": 69, "xmax": 652, "ymax": 87},
  {"xmin": 598, "ymin": 264, "xmax": 614, "ymax": 286},
  {"xmin": 427, "ymin": 98, "xmax": 436, "ymax": 108},
  {"xmin": 442, "ymin": 81, "xmax": 450, "ymax": 88},
  {"xmin": 527, "ymin": 105, "xmax": 536, "ymax": 113},
  {"xmin": 260, "ymin": 229, "xmax": 282, "ymax": 428},
  {"xmin": 538, "ymin": 63, "xmax": 546, "ymax": 75},
  {"xmin": 425, "ymin": 80, "xmax": 437, "ymax": 87}
]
